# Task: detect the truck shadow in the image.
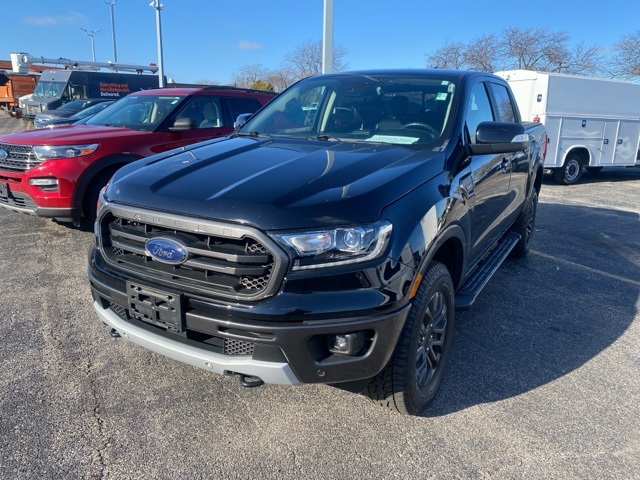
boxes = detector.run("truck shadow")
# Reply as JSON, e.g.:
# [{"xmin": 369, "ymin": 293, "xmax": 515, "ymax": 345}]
[{"xmin": 425, "ymin": 201, "xmax": 639, "ymax": 416}]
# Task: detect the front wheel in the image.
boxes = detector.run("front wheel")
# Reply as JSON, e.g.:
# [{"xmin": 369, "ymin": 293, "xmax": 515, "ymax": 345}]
[
  {"xmin": 365, "ymin": 261, "xmax": 454, "ymax": 415},
  {"xmin": 510, "ymin": 190, "xmax": 538, "ymax": 258},
  {"xmin": 553, "ymin": 154, "xmax": 583, "ymax": 185}
]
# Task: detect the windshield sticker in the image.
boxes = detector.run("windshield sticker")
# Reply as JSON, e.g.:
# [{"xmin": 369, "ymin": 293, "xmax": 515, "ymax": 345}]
[
  {"xmin": 436, "ymin": 92, "xmax": 448, "ymax": 101},
  {"xmin": 367, "ymin": 135, "xmax": 419, "ymax": 145}
]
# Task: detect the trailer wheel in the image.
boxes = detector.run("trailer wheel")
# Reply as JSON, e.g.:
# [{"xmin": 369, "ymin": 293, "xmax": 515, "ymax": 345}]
[
  {"xmin": 364, "ymin": 261, "xmax": 454, "ymax": 415},
  {"xmin": 553, "ymin": 154, "xmax": 583, "ymax": 185}
]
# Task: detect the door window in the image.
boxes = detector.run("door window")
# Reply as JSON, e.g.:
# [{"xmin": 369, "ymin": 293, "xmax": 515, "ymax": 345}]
[
  {"xmin": 465, "ymin": 83, "xmax": 494, "ymax": 143},
  {"xmin": 226, "ymin": 97, "xmax": 263, "ymax": 125},
  {"xmin": 490, "ymin": 83, "xmax": 517, "ymax": 123}
]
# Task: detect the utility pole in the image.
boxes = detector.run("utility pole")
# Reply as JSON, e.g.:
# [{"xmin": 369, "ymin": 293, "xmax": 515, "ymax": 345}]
[
  {"xmin": 81, "ymin": 28, "xmax": 101, "ymax": 62},
  {"xmin": 150, "ymin": 0, "xmax": 166, "ymax": 87},
  {"xmin": 104, "ymin": 0, "xmax": 118, "ymax": 62},
  {"xmin": 322, "ymin": 0, "xmax": 334, "ymax": 74}
]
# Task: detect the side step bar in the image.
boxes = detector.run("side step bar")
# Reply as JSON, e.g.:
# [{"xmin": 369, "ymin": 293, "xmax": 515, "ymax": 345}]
[{"xmin": 455, "ymin": 232, "xmax": 521, "ymax": 311}]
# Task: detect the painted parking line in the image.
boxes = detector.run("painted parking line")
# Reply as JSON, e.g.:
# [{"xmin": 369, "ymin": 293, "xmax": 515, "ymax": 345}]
[{"xmin": 531, "ymin": 249, "xmax": 640, "ymax": 288}]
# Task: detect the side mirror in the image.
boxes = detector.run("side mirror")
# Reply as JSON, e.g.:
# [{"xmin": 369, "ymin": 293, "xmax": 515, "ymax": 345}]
[
  {"xmin": 234, "ymin": 113, "xmax": 253, "ymax": 129},
  {"xmin": 469, "ymin": 121, "xmax": 528, "ymax": 154},
  {"xmin": 169, "ymin": 117, "xmax": 196, "ymax": 132}
]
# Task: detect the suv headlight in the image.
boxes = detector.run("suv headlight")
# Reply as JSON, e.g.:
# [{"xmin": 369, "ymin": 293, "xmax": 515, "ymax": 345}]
[
  {"xmin": 33, "ymin": 144, "xmax": 99, "ymax": 160},
  {"xmin": 272, "ymin": 220, "xmax": 392, "ymax": 270}
]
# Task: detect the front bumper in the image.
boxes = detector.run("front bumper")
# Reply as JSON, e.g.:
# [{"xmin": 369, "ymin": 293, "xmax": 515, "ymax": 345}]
[
  {"xmin": 89, "ymin": 255, "xmax": 411, "ymax": 385},
  {"xmin": 94, "ymin": 300, "xmax": 301, "ymax": 384},
  {"xmin": 0, "ymin": 186, "xmax": 76, "ymax": 219}
]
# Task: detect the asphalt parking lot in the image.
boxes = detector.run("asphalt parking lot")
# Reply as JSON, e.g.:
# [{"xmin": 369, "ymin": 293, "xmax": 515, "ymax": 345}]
[{"xmin": 0, "ymin": 113, "xmax": 638, "ymax": 479}]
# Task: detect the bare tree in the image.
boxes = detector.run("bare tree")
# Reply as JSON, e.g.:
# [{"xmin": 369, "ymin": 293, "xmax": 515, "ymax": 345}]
[
  {"xmin": 426, "ymin": 41, "xmax": 466, "ymax": 69},
  {"xmin": 501, "ymin": 26, "xmax": 569, "ymax": 71},
  {"xmin": 611, "ymin": 30, "xmax": 640, "ymax": 78},
  {"xmin": 551, "ymin": 42, "xmax": 602, "ymax": 75},
  {"xmin": 194, "ymin": 79, "xmax": 221, "ymax": 85},
  {"xmin": 282, "ymin": 39, "xmax": 349, "ymax": 81},
  {"xmin": 462, "ymin": 34, "xmax": 503, "ymax": 72},
  {"xmin": 232, "ymin": 64, "xmax": 271, "ymax": 89},
  {"xmin": 265, "ymin": 69, "xmax": 297, "ymax": 93}
]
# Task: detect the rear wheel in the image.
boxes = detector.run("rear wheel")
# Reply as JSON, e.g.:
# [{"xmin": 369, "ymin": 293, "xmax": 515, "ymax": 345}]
[
  {"xmin": 365, "ymin": 261, "xmax": 454, "ymax": 415},
  {"xmin": 553, "ymin": 153, "xmax": 583, "ymax": 185}
]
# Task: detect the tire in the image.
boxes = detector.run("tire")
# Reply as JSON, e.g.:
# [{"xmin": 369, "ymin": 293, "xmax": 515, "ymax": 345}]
[
  {"xmin": 552, "ymin": 154, "xmax": 583, "ymax": 185},
  {"xmin": 365, "ymin": 261, "xmax": 454, "ymax": 415},
  {"xmin": 586, "ymin": 166, "xmax": 603, "ymax": 173},
  {"xmin": 510, "ymin": 190, "xmax": 538, "ymax": 258},
  {"xmin": 81, "ymin": 170, "xmax": 115, "ymax": 227}
]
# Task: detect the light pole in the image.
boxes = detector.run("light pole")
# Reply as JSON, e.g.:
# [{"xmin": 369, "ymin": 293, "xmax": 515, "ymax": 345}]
[
  {"xmin": 81, "ymin": 28, "xmax": 101, "ymax": 62},
  {"xmin": 150, "ymin": 0, "xmax": 166, "ymax": 87},
  {"xmin": 322, "ymin": 0, "xmax": 334, "ymax": 74},
  {"xmin": 104, "ymin": 0, "xmax": 118, "ymax": 62}
]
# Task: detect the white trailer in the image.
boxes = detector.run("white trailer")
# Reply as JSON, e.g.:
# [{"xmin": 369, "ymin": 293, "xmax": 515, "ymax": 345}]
[{"xmin": 495, "ymin": 70, "xmax": 640, "ymax": 184}]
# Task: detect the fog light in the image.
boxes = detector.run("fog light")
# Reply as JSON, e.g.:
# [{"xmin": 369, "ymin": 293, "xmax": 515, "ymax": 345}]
[
  {"xmin": 28, "ymin": 178, "xmax": 58, "ymax": 187},
  {"xmin": 328, "ymin": 331, "xmax": 367, "ymax": 356}
]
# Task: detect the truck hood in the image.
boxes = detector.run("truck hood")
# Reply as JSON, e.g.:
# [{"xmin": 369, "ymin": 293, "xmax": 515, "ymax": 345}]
[
  {"xmin": 107, "ymin": 136, "xmax": 446, "ymax": 230},
  {"xmin": 0, "ymin": 125, "xmax": 153, "ymax": 145}
]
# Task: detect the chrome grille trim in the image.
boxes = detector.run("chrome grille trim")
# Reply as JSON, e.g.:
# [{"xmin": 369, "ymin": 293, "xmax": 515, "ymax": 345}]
[
  {"xmin": 0, "ymin": 142, "xmax": 40, "ymax": 172},
  {"xmin": 98, "ymin": 204, "xmax": 288, "ymax": 301}
]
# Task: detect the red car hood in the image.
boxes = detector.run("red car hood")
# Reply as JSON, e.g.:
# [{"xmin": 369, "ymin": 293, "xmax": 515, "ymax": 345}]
[{"xmin": 0, "ymin": 124, "xmax": 154, "ymax": 145}]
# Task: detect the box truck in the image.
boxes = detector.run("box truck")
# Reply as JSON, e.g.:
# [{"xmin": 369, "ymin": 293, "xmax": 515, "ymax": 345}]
[
  {"xmin": 0, "ymin": 72, "xmax": 37, "ymax": 112},
  {"xmin": 21, "ymin": 70, "xmax": 158, "ymax": 118},
  {"xmin": 495, "ymin": 70, "xmax": 640, "ymax": 184}
]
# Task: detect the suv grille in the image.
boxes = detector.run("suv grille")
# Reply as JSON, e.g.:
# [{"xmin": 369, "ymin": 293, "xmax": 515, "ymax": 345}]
[
  {"xmin": 99, "ymin": 205, "xmax": 287, "ymax": 301},
  {"xmin": 0, "ymin": 143, "xmax": 40, "ymax": 172}
]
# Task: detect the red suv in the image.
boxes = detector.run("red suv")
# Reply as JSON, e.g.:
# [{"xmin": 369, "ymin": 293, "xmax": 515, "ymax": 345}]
[{"xmin": 0, "ymin": 86, "xmax": 275, "ymax": 224}]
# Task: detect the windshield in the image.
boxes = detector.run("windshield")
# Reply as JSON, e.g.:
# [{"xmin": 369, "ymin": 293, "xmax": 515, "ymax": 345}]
[
  {"xmin": 69, "ymin": 101, "xmax": 113, "ymax": 119},
  {"xmin": 32, "ymin": 81, "xmax": 66, "ymax": 99},
  {"xmin": 86, "ymin": 94, "xmax": 185, "ymax": 131},
  {"xmin": 240, "ymin": 73, "xmax": 458, "ymax": 147},
  {"xmin": 57, "ymin": 100, "xmax": 87, "ymax": 111}
]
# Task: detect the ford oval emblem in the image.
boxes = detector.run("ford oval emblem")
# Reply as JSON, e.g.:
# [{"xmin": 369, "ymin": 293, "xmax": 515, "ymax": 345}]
[
  {"xmin": 145, "ymin": 237, "xmax": 189, "ymax": 265},
  {"xmin": 0, "ymin": 150, "xmax": 8, "ymax": 161}
]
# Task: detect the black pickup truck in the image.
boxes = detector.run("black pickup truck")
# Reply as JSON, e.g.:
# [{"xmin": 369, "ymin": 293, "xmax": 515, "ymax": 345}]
[{"xmin": 88, "ymin": 70, "xmax": 546, "ymax": 415}]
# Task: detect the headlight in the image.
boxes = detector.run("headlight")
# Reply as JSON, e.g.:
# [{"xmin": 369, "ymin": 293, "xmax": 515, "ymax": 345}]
[
  {"xmin": 272, "ymin": 220, "xmax": 392, "ymax": 270},
  {"xmin": 33, "ymin": 144, "xmax": 99, "ymax": 160}
]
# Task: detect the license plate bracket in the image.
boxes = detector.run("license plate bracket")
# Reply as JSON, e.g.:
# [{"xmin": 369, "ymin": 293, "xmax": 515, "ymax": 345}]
[
  {"xmin": 0, "ymin": 181, "xmax": 8, "ymax": 200},
  {"xmin": 127, "ymin": 282, "xmax": 184, "ymax": 334}
]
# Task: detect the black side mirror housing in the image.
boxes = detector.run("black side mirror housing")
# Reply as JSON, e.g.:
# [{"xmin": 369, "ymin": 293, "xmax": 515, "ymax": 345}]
[{"xmin": 469, "ymin": 121, "xmax": 528, "ymax": 154}]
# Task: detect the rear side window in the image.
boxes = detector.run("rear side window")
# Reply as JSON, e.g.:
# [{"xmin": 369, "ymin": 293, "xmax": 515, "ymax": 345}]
[
  {"xmin": 490, "ymin": 83, "xmax": 517, "ymax": 123},
  {"xmin": 225, "ymin": 97, "xmax": 263, "ymax": 125}
]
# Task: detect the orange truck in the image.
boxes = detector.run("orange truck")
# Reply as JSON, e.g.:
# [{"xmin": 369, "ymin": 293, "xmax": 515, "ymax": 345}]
[{"xmin": 0, "ymin": 72, "xmax": 37, "ymax": 112}]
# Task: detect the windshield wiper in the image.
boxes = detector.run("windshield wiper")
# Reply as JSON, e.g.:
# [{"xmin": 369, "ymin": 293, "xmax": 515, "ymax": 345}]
[
  {"xmin": 237, "ymin": 131, "xmax": 270, "ymax": 138},
  {"xmin": 313, "ymin": 135, "xmax": 341, "ymax": 141}
]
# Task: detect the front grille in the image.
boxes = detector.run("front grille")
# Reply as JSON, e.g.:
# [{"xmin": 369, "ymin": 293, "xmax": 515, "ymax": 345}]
[
  {"xmin": 0, "ymin": 143, "xmax": 40, "ymax": 172},
  {"xmin": 99, "ymin": 205, "xmax": 287, "ymax": 302}
]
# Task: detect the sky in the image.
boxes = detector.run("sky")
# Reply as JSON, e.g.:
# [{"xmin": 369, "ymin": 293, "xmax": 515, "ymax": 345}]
[{"xmin": 3, "ymin": 0, "xmax": 640, "ymax": 85}]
